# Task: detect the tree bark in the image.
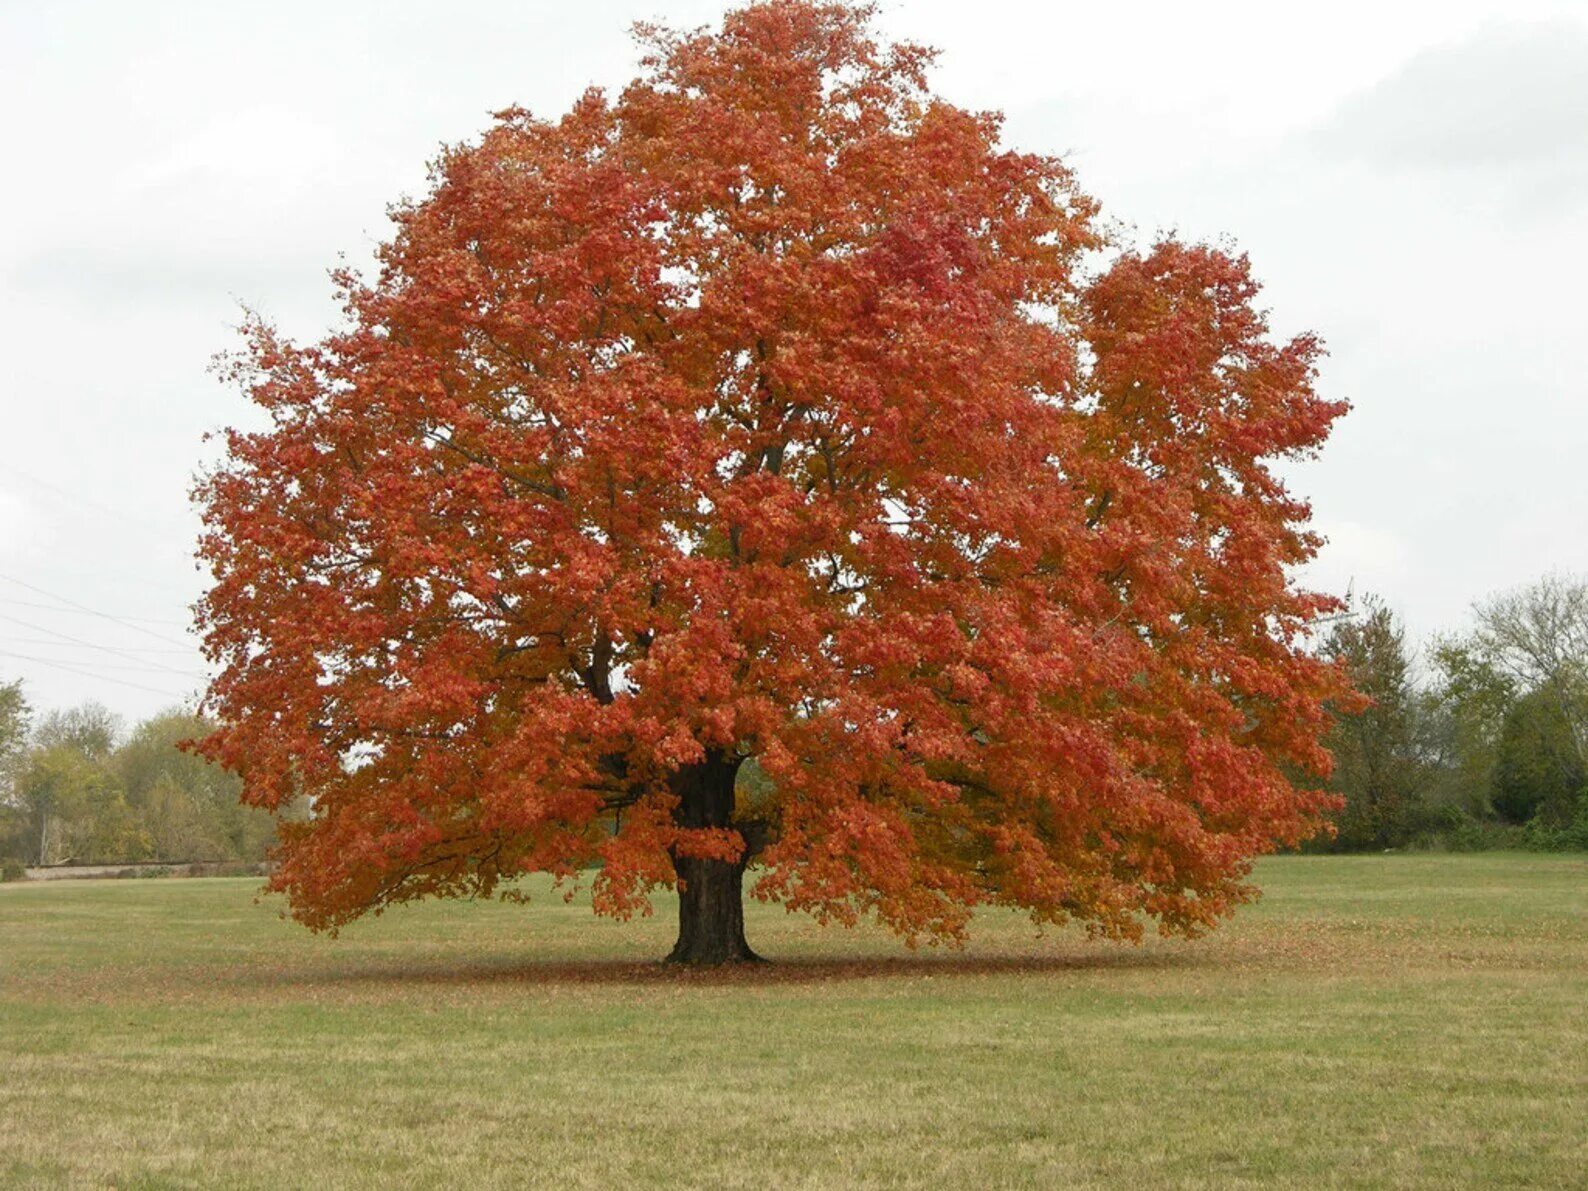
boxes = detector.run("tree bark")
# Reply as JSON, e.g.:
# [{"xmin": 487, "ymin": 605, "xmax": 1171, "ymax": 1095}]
[
  {"xmin": 665, "ymin": 750, "xmax": 764, "ymax": 965},
  {"xmin": 667, "ymin": 851, "xmax": 759, "ymax": 964}
]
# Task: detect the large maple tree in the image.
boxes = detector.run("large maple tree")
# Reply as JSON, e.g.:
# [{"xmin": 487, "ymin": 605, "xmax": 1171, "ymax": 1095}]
[{"xmin": 195, "ymin": 0, "xmax": 1352, "ymax": 963}]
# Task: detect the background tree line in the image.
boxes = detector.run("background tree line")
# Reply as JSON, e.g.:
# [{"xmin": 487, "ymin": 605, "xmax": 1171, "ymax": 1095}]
[
  {"xmin": 1320, "ymin": 573, "xmax": 1588, "ymax": 851},
  {"xmin": 0, "ymin": 693, "xmax": 280, "ymax": 872}
]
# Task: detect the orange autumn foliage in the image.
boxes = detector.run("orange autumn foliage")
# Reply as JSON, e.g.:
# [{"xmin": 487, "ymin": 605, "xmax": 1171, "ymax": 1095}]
[{"xmin": 194, "ymin": 0, "xmax": 1353, "ymax": 947}]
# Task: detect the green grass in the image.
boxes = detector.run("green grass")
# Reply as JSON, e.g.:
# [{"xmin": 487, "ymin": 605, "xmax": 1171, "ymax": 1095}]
[{"xmin": 2, "ymin": 854, "xmax": 1585, "ymax": 1188}]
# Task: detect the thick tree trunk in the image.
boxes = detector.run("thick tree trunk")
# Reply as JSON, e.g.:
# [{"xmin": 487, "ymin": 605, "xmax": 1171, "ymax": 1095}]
[
  {"xmin": 667, "ymin": 852, "xmax": 760, "ymax": 964},
  {"xmin": 665, "ymin": 750, "xmax": 764, "ymax": 965}
]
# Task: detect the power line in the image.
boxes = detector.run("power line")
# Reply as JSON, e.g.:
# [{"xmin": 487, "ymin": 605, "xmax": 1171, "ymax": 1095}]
[
  {"xmin": 0, "ymin": 652, "xmax": 197, "ymax": 676},
  {"xmin": 0, "ymin": 636, "xmax": 194, "ymax": 656},
  {"xmin": 0, "ymin": 614, "xmax": 206, "ymax": 678},
  {"xmin": 0, "ymin": 575, "xmax": 195, "ymax": 650},
  {"xmin": 0, "ymin": 462, "xmax": 191, "ymax": 541},
  {"xmin": 0, "ymin": 598, "xmax": 189, "ymax": 628},
  {"xmin": 0, "ymin": 650, "xmax": 195, "ymax": 700}
]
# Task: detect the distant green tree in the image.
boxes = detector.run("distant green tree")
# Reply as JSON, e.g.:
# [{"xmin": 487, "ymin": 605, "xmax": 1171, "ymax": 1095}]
[
  {"xmin": 0, "ymin": 678, "xmax": 31, "ymax": 862},
  {"xmin": 0, "ymin": 678, "xmax": 27, "ymax": 775},
  {"xmin": 17, "ymin": 743, "xmax": 148, "ymax": 865},
  {"xmin": 115, "ymin": 710, "xmax": 274, "ymax": 861},
  {"xmin": 1492, "ymin": 691, "xmax": 1585, "ymax": 826},
  {"xmin": 1321, "ymin": 596, "xmax": 1424, "ymax": 849},
  {"xmin": 4, "ymin": 702, "xmax": 284, "ymax": 868},
  {"xmin": 1423, "ymin": 639, "xmax": 1516, "ymax": 819},
  {"xmin": 1469, "ymin": 575, "xmax": 1588, "ymax": 773},
  {"xmin": 139, "ymin": 774, "xmax": 222, "ymax": 862},
  {"xmin": 1427, "ymin": 576, "xmax": 1588, "ymax": 834},
  {"xmin": 33, "ymin": 702, "xmax": 120, "ymax": 759}
]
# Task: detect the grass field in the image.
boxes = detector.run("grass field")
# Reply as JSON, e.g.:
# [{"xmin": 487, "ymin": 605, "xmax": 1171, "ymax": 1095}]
[{"xmin": 2, "ymin": 854, "xmax": 1585, "ymax": 1188}]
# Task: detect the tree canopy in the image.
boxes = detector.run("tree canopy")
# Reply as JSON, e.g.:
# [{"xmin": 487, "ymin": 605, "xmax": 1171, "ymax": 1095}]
[{"xmin": 194, "ymin": 0, "xmax": 1352, "ymax": 961}]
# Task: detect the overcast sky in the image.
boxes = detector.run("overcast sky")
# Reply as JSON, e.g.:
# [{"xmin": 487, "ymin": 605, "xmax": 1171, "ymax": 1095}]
[{"xmin": 2, "ymin": 0, "xmax": 1585, "ymax": 723}]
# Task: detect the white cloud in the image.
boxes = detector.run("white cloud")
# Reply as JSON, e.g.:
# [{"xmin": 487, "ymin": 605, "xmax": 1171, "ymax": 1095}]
[{"xmin": 1311, "ymin": 20, "xmax": 1588, "ymax": 210}]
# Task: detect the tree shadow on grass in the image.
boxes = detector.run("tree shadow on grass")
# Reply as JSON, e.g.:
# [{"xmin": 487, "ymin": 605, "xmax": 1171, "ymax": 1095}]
[{"xmin": 245, "ymin": 947, "xmax": 1197, "ymax": 991}]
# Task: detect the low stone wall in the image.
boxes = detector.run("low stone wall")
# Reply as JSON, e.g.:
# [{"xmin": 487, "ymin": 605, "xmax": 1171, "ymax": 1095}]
[{"xmin": 21, "ymin": 862, "xmax": 270, "ymax": 881}]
